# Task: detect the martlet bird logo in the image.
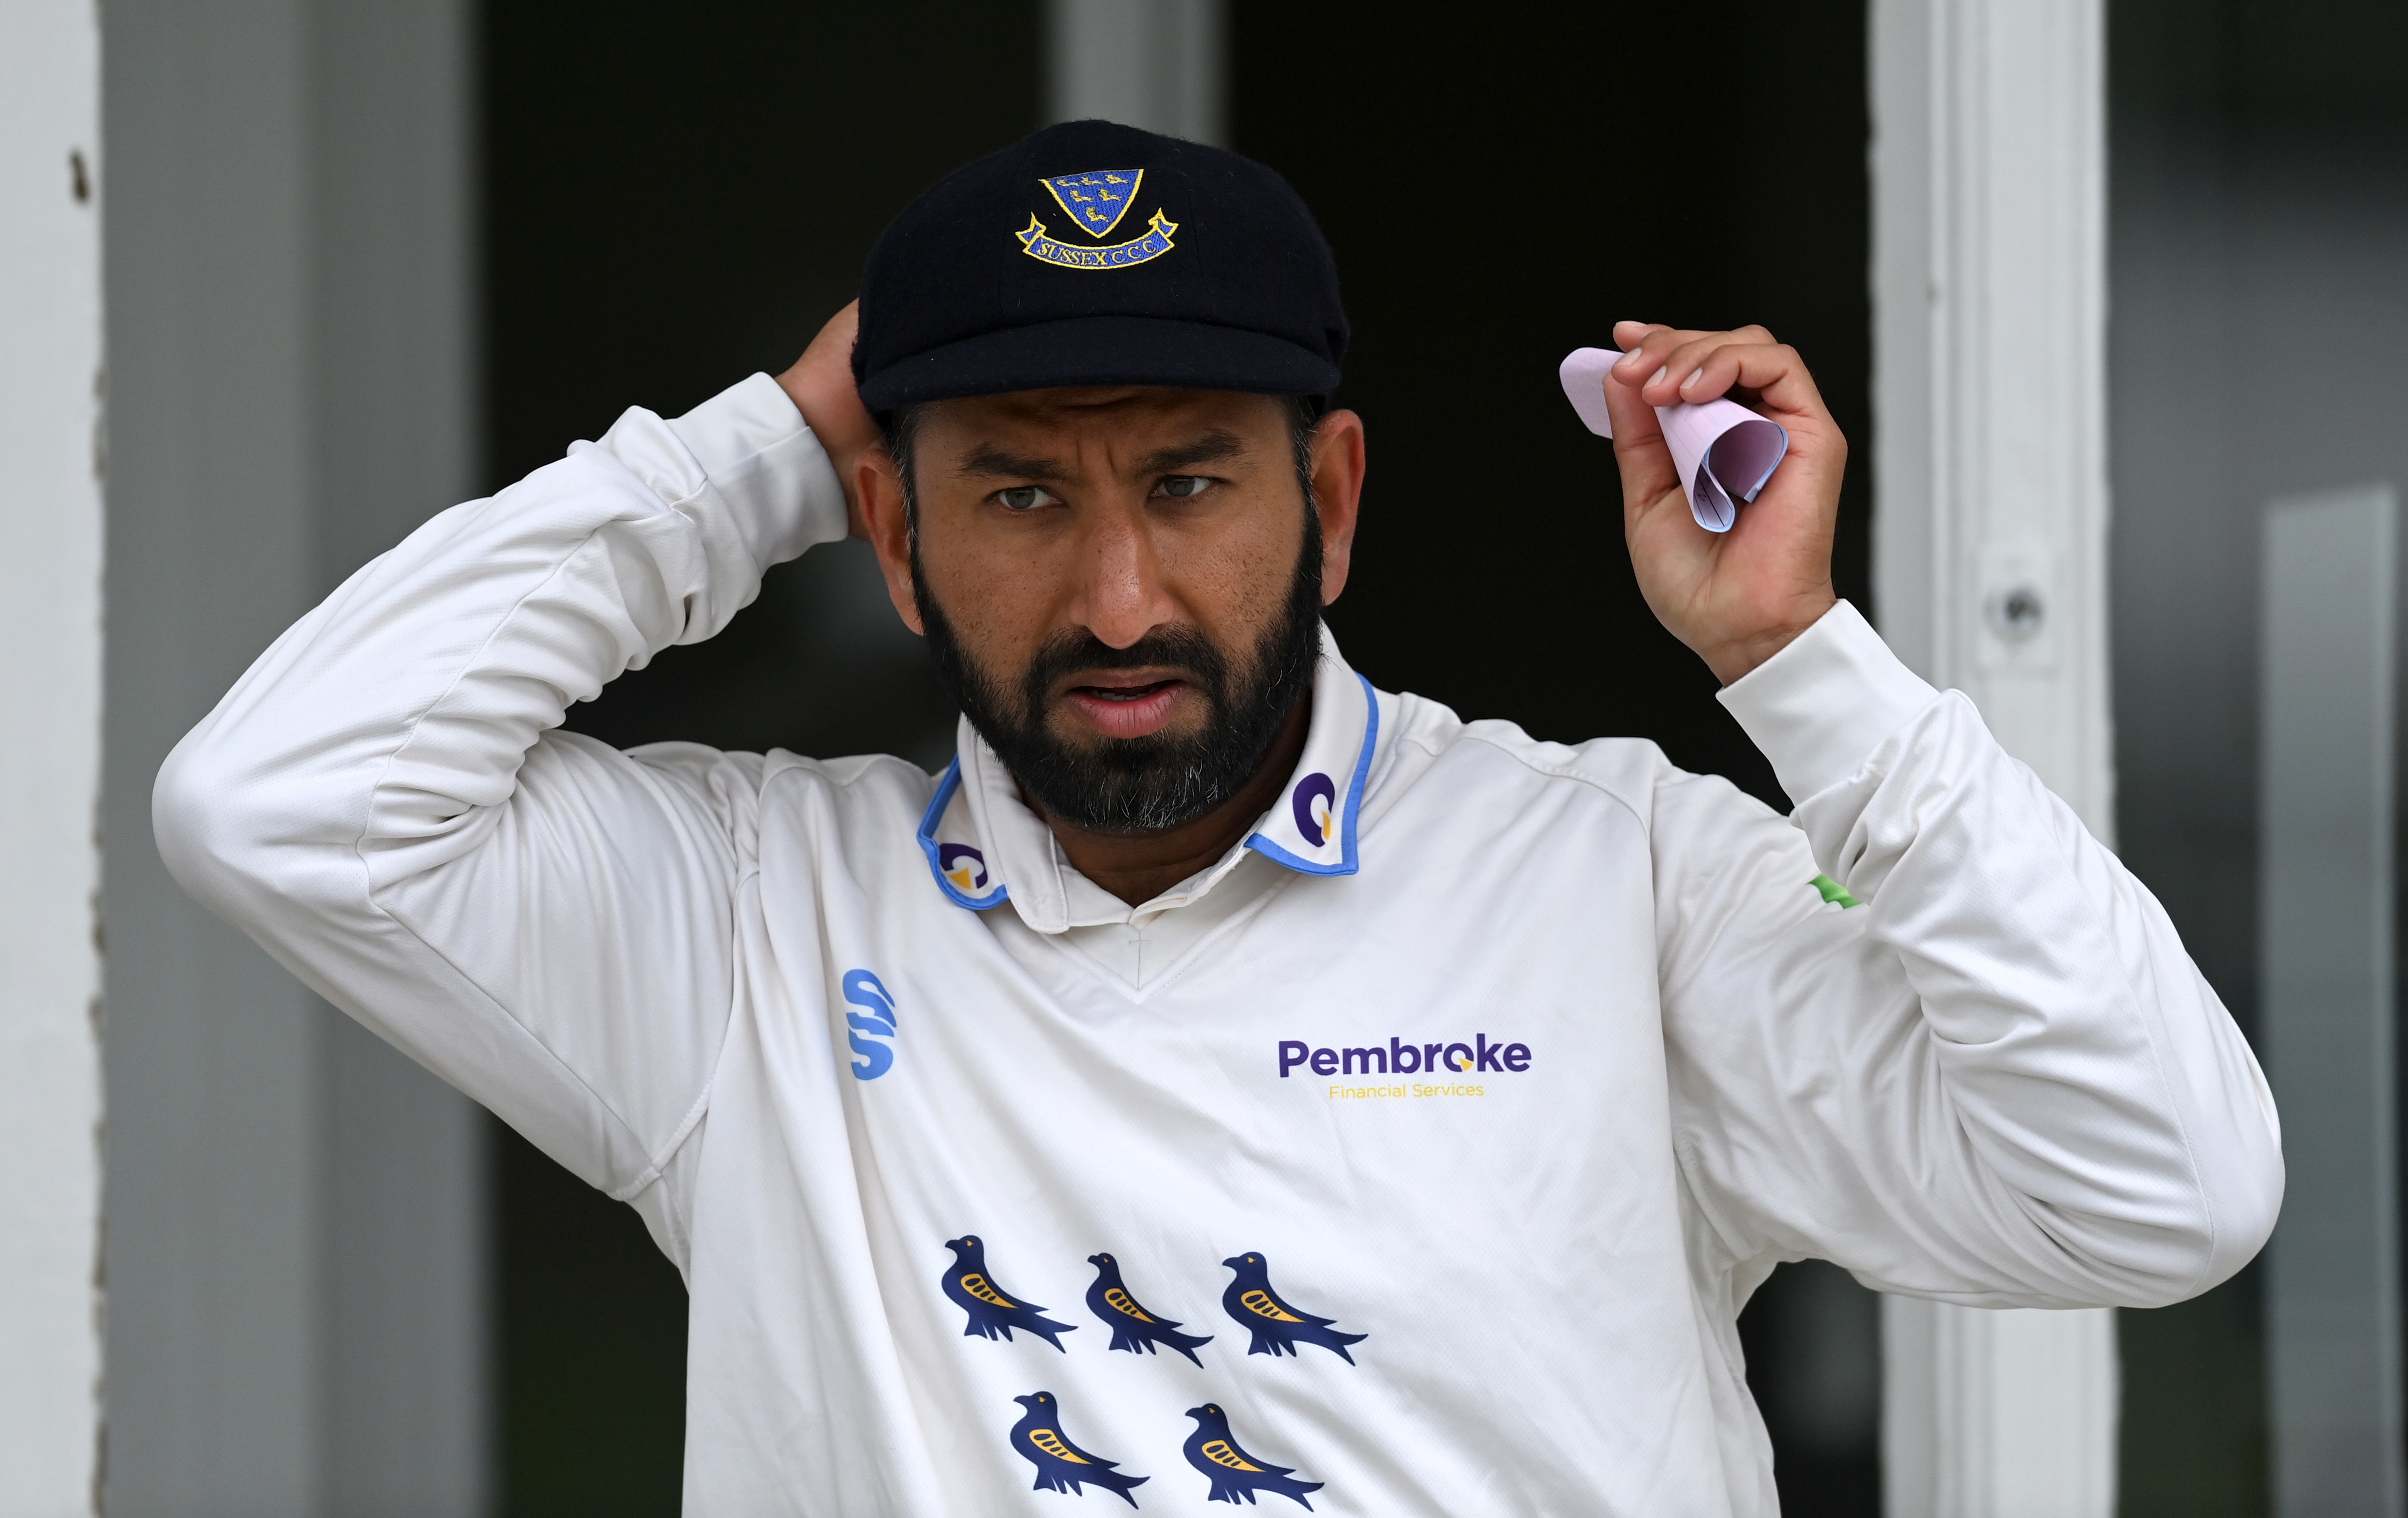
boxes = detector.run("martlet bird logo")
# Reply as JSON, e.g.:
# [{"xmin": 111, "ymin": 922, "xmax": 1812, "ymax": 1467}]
[
  {"xmin": 1181, "ymin": 1403, "xmax": 1323, "ymax": 1509},
  {"xmin": 1019, "ymin": 168, "xmax": 1178, "ymax": 270},
  {"xmin": 1043, "ymin": 169, "xmax": 1140, "ymax": 239},
  {"xmin": 1290, "ymin": 772, "xmax": 1336, "ymax": 846},
  {"xmin": 842, "ymin": 969, "xmax": 898, "ymax": 1080},
  {"xmin": 1084, "ymin": 1253, "xmax": 1213, "ymax": 1366},
  {"xmin": 1008, "ymin": 1391, "xmax": 1149, "ymax": 1507},
  {"xmin": 1220, "ymin": 1253, "xmax": 1366, "ymax": 1363},
  {"xmin": 941, "ymin": 1235, "xmax": 1077, "ymax": 1351}
]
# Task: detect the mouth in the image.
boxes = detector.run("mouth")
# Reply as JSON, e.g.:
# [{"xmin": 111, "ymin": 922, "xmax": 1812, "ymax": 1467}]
[{"xmin": 1058, "ymin": 670, "xmax": 1191, "ymax": 740}]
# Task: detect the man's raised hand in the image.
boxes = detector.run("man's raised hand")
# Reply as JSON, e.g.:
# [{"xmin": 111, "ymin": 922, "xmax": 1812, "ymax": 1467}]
[
  {"xmin": 776, "ymin": 301, "xmax": 882, "ymax": 539},
  {"xmin": 1603, "ymin": 320, "xmax": 1842, "ymax": 685}
]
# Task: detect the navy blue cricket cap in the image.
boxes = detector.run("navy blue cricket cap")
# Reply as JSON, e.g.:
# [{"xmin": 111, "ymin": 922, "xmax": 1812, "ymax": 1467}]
[{"xmin": 852, "ymin": 120, "xmax": 1348, "ymax": 417}]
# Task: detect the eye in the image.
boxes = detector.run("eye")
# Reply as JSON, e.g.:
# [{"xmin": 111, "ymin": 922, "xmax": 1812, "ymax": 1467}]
[
  {"xmin": 996, "ymin": 485, "xmax": 1059, "ymax": 512},
  {"xmin": 1152, "ymin": 474, "xmax": 1213, "ymax": 500}
]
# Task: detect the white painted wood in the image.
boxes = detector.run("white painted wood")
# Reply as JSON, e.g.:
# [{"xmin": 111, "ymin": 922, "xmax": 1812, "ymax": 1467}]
[
  {"xmin": 1047, "ymin": 0, "xmax": 1225, "ymax": 145},
  {"xmin": 2260, "ymin": 486, "xmax": 2403, "ymax": 1518},
  {"xmin": 1871, "ymin": 0, "xmax": 2119, "ymax": 1512},
  {"xmin": 0, "ymin": 5, "xmax": 107, "ymax": 1514}
]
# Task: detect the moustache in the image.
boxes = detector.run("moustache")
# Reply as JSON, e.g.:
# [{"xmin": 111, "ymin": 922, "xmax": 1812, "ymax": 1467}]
[{"xmin": 1022, "ymin": 627, "xmax": 1233, "ymax": 721}]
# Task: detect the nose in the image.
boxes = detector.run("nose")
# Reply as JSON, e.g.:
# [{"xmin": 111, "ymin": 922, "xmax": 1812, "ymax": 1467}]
[{"xmin": 1071, "ymin": 498, "xmax": 1176, "ymax": 651}]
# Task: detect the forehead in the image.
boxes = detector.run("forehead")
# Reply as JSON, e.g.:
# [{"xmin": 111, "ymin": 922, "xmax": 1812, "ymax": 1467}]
[{"xmin": 916, "ymin": 386, "xmax": 1289, "ymax": 454}]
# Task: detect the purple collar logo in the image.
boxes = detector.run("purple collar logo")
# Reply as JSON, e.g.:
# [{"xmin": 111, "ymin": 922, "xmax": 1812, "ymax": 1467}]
[
  {"xmin": 938, "ymin": 843, "xmax": 988, "ymax": 893},
  {"xmin": 1291, "ymin": 772, "xmax": 1337, "ymax": 847}
]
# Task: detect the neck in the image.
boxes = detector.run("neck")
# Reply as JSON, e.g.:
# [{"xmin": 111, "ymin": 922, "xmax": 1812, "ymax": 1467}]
[{"xmin": 1028, "ymin": 696, "xmax": 1312, "ymax": 908}]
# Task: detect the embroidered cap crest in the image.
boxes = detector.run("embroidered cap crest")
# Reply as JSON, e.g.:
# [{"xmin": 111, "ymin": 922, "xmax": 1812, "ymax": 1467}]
[
  {"xmin": 1043, "ymin": 168, "xmax": 1140, "ymax": 238},
  {"xmin": 1019, "ymin": 167, "xmax": 1178, "ymax": 270}
]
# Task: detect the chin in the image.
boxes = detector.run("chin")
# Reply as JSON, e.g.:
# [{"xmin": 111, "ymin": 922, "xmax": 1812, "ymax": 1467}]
[{"xmin": 1053, "ymin": 713, "xmax": 1204, "ymax": 749}]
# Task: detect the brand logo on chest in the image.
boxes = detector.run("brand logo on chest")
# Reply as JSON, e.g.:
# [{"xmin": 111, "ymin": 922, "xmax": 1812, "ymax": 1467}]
[{"xmin": 844, "ymin": 969, "xmax": 899, "ymax": 1080}]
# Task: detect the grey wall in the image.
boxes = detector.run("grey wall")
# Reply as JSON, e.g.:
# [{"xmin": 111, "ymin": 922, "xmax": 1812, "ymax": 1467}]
[
  {"xmin": 2108, "ymin": 2, "xmax": 2408, "ymax": 1513},
  {"xmin": 103, "ymin": 1, "xmax": 487, "ymax": 1512}
]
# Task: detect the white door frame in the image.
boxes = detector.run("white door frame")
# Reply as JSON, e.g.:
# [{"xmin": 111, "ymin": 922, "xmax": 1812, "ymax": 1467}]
[
  {"xmin": 0, "ymin": 2, "xmax": 107, "ymax": 1512},
  {"xmin": 1871, "ymin": 1, "xmax": 2120, "ymax": 1513}
]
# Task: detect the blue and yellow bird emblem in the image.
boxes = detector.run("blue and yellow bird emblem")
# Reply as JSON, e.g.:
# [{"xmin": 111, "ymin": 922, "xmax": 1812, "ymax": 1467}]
[
  {"xmin": 1042, "ymin": 169, "xmax": 1140, "ymax": 238},
  {"xmin": 1220, "ymin": 1253, "xmax": 1366, "ymax": 1363},
  {"xmin": 1009, "ymin": 1391, "xmax": 1149, "ymax": 1507},
  {"xmin": 1085, "ymin": 1252, "xmax": 1213, "ymax": 1366},
  {"xmin": 1182, "ymin": 1403, "xmax": 1323, "ymax": 1509},
  {"xmin": 942, "ymin": 1235, "xmax": 1077, "ymax": 1351},
  {"xmin": 1018, "ymin": 168, "xmax": 1178, "ymax": 270}
]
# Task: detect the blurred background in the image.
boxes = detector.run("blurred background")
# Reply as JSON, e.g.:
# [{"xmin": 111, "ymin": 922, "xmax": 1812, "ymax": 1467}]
[{"xmin": 19, "ymin": 0, "xmax": 2401, "ymax": 1513}]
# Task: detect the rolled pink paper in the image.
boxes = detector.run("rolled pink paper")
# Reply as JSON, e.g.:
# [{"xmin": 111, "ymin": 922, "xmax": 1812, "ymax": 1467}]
[{"xmin": 1558, "ymin": 347, "xmax": 1789, "ymax": 533}]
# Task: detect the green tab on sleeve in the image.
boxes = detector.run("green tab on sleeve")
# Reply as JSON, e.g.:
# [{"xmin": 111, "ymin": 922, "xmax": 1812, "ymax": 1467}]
[{"xmin": 1810, "ymin": 874, "xmax": 1863, "ymax": 909}]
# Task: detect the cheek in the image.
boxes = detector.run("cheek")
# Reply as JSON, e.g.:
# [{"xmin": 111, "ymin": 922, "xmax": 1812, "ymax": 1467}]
[
  {"xmin": 918, "ymin": 519, "xmax": 1070, "ymax": 660},
  {"xmin": 1175, "ymin": 510, "xmax": 1308, "ymax": 637}
]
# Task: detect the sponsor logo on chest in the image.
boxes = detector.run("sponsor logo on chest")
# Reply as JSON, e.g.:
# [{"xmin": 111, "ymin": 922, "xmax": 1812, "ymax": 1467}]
[{"xmin": 1276, "ymin": 1033, "xmax": 1532, "ymax": 1099}]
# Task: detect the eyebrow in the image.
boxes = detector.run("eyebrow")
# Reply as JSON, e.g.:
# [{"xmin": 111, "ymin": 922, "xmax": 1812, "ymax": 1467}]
[
  {"xmin": 951, "ymin": 429, "xmax": 1252, "ymax": 484},
  {"xmin": 1133, "ymin": 430, "xmax": 1248, "ymax": 476},
  {"xmin": 956, "ymin": 445, "xmax": 1068, "ymax": 483}
]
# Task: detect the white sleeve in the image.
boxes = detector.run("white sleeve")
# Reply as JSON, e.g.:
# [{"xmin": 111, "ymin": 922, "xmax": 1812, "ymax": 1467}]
[
  {"xmin": 1656, "ymin": 601, "xmax": 2284, "ymax": 1308},
  {"xmin": 153, "ymin": 373, "xmax": 850, "ymax": 1201}
]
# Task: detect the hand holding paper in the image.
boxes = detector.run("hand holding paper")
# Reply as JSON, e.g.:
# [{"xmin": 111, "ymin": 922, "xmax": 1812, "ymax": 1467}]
[
  {"xmin": 1559, "ymin": 347, "xmax": 1788, "ymax": 533},
  {"xmin": 1580, "ymin": 321, "xmax": 1843, "ymax": 686}
]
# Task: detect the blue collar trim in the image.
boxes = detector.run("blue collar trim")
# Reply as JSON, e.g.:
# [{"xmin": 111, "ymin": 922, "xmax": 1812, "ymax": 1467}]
[
  {"xmin": 916, "ymin": 758, "xmax": 1009, "ymax": 911},
  {"xmin": 1243, "ymin": 673, "xmax": 1377, "ymax": 878}
]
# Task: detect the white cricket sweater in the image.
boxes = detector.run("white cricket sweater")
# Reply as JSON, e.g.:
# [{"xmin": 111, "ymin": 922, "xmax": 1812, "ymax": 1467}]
[{"xmin": 155, "ymin": 372, "xmax": 2283, "ymax": 1516}]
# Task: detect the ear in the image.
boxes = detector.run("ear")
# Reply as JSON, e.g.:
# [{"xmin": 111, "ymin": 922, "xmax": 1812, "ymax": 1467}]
[
  {"xmin": 857, "ymin": 443, "xmax": 926, "ymax": 635},
  {"xmin": 1308, "ymin": 409, "xmax": 1368, "ymax": 605}
]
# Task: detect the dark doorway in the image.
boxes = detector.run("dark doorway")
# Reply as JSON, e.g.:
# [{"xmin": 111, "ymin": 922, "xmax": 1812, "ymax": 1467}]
[{"xmin": 1227, "ymin": 0, "xmax": 1873, "ymax": 798}]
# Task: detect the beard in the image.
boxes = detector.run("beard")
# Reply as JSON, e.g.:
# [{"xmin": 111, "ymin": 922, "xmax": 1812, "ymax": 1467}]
[{"xmin": 915, "ymin": 523, "xmax": 1323, "ymax": 835}]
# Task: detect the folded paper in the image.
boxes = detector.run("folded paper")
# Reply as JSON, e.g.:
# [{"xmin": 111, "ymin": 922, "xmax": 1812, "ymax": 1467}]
[{"xmin": 1557, "ymin": 347, "xmax": 1790, "ymax": 533}]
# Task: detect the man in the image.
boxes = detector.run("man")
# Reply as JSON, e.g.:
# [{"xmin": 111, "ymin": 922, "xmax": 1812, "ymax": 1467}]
[{"xmin": 157, "ymin": 120, "xmax": 2281, "ymax": 1515}]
